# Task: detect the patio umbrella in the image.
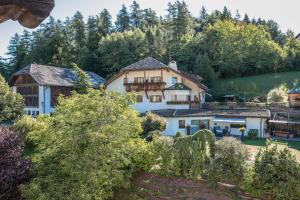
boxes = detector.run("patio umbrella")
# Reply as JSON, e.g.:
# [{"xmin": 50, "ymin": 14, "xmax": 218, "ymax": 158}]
[{"xmin": 0, "ymin": 0, "xmax": 55, "ymax": 28}]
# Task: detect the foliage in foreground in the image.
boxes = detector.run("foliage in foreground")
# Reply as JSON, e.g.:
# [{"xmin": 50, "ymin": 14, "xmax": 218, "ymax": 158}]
[
  {"xmin": 0, "ymin": 127, "xmax": 31, "ymax": 200},
  {"xmin": 0, "ymin": 74, "xmax": 24, "ymax": 122},
  {"xmin": 151, "ymin": 130, "xmax": 216, "ymax": 179},
  {"xmin": 252, "ymin": 144, "xmax": 300, "ymax": 200},
  {"xmin": 206, "ymin": 137, "xmax": 249, "ymax": 185},
  {"xmin": 142, "ymin": 112, "xmax": 167, "ymax": 136},
  {"xmin": 267, "ymin": 84, "xmax": 288, "ymax": 103},
  {"xmin": 21, "ymin": 89, "xmax": 151, "ymax": 200}
]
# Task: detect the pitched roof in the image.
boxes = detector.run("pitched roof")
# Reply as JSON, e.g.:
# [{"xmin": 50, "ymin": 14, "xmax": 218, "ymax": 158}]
[
  {"xmin": 164, "ymin": 83, "xmax": 191, "ymax": 90},
  {"xmin": 121, "ymin": 57, "xmax": 169, "ymax": 71},
  {"xmin": 146, "ymin": 108, "xmax": 270, "ymax": 118},
  {"xmin": 11, "ymin": 64, "xmax": 105, "ymax": 87},
  {"xmin": 107, "ymin": 57, "xmax": 208, "ymax": 90}
]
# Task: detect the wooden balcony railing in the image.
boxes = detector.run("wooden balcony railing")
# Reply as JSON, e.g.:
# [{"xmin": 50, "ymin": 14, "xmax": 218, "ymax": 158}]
[{"xmin": 124, "ymin": 81, "xmax": 166, "ymax": 92}]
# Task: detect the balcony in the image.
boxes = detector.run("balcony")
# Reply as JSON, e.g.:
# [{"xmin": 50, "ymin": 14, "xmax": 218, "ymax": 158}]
[{"xmin": 124, "ymin": 81, "xmax": 166, "ymax": 92}]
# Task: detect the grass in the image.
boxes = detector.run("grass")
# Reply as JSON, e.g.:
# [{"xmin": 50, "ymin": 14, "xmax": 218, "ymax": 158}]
[
  {"xmin": 212, "ymin": 71, "xmax": 300, "ymax": 98},
  {"xmin": 243, "ymin": 138, "xmax": 300, "ymax": 161}
]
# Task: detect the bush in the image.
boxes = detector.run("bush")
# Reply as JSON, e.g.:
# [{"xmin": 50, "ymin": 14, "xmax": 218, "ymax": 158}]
[
  {"xmin": 11, "ymin": 115, "xmax": 37, "ymax": 143},
  {"xmin": 142, "ymin": 112, "xmax": 167, "ymax": 135},
  {"xmin": 206, "ymin": 137, "xmax": 249, "ymax": 185},
  {"xmin": 150, "ymin": 136, "xmax": 175, "ymax": 176},
  {"xmin": 252, "ymin": 145, "xmax": 300, "ymax": 200},
  {"xmin": 175, "ymin": 132, "xmax": 184, "ymax": 138},
  {"xmin": 174, "ymin": 130, "xmax": 215, "ymax": 179},
  {"xmin": 0, "ymin": 75, "xmax": 24, "ymax": 122},
  {"xmin": 0, "ymin": 127, "xmax": 31, "ymax": 200},
  {"xmin": 21, "ymin": 89, "xmax": 151, "ymax": 200},
  {"xmin": 267, "ymin": 84, "xmax": 288, "ymax": 103},
  {"xmin": 248, "ymin": 129, "xmax": 258, "ymax": 139}
]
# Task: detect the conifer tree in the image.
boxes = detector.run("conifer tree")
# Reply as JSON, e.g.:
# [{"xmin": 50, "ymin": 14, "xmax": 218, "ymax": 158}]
[
  {"xmin": 72, "ymin": 63, "xmax": 92, "ymax": 94},
  {"xmin": 194, "ymin": 53, "xmax": 217, "ymax": 87},
  {"xmin": 98, "ymin": 9, "xmax": 112, "ymax": 36},
  {"xmin": 130, "ymin": 1, "xmax": 143, "ymax": 28},
  {"xmin": 115, "ymin": 5, "xmax": 131, "ymax": 32}
]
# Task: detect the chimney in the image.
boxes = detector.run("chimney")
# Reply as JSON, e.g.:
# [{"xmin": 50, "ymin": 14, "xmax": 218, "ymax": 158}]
[{"xmin": 168, "ymin": 60, "xmax": 177, "ymax": 71}]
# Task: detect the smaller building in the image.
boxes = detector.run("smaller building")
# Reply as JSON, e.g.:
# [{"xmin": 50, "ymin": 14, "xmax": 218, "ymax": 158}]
[
  {"xmin": 10, "ymin": 64, "xmax": 105, "ymax": 116},
  {"xmin": 288, "ymin": 85, "xmax": 300, "ymax": 108},
  {"xmin": 149, "ymin": 108, "xmax": 270, "ymax": 138}
]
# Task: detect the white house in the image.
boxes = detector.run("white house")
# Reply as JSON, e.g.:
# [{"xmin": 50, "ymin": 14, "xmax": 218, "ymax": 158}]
[
  {"xmin": 106, "ymin": 57, "xmax": 271, "ymax": 137},
  {"xmin": 10, "ymin": 63, "xmax": 105, "ymax": 116}
]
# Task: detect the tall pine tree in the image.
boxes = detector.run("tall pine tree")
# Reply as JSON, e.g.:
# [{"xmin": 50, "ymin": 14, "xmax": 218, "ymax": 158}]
[{"xmin": 115, "ymin": 5, "xmax": 131, "ymax": 32}]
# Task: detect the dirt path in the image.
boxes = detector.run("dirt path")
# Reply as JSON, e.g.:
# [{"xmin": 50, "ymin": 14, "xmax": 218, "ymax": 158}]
[{"xmin": 114, "ymin": 172, "xmax": 259, "ymax": 200}]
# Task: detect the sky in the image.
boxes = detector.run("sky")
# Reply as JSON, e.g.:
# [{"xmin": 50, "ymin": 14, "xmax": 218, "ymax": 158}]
[{"xmin": 0, "ymin": 0, "xmax": 300, "ymax": 57}]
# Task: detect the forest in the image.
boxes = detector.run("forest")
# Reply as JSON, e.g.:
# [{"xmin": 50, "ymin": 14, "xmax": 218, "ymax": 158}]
[{"xmin": 1, "ymin": 0, "xmax": 300, "ymax": 87}]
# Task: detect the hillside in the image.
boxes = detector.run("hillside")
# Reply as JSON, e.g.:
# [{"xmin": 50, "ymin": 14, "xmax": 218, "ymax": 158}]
[{"xmin": 211, "ymin": 71, "xmax": 300, "ymax": 99}]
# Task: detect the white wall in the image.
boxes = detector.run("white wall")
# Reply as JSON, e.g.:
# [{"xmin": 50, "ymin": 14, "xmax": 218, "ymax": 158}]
[
  {"xmin": 164, "ymin": 116, "xmax": 267, "ymax": 137},
  {"xmin": 106, "ymin": 69, "xmax": 205, "ymax": 113},
  {"xmin": 164, "ymin": 117, "xmax": 214, "ymax": 136}
]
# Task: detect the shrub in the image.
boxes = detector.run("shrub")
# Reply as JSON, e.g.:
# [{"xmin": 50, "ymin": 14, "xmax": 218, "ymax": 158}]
[
  {"xmin": 150, "ymin": 136, "xmax": 175, "ymax": 176},
  {"xmin": 11, "ymin": 115, "xmax": 37, "ymax": 143},
  {"xmin": 21, "ymin": 89, "xmax": 151, "ymax": 200},
  {"xmin": 174, "ymin": 130, "xmax": 215, "ymax": 179},
  {"xmin": 267, "ymin": 84, "xmax": 288, "ymax": 103},
  {"xmin": 252, "ymin": 145, "xmax": 300, "ymax": 200},
  {"xmin": 248, "ymin": 129, "xmax": 258, "ymax": 139},
  {"xmin": 175, "ymin": 131, "xmax": 184, "ymax": 138},
  {"xmin": 142, "ymin": 112, "xmax": 167, "ymax": 135},
  {"xmin": 0, "ymin": 74, "xmax": 24, "ymax": 122},
  {"xmin": 206, "ymin": 137, "xmax": 249, "ymax": 185},
  {"xmin": 0, "ymin": 127, "xmax": 31, "ymax": 200}
]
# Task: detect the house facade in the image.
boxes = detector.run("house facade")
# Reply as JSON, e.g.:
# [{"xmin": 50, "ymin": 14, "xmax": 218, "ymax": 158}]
[
  {"xmin": 106, "ymin": 57, "xmax": 270, "ymax": 137},
  {"xmin": 10, "ymin": 64, "xmax": 105, "ymax": 116}
]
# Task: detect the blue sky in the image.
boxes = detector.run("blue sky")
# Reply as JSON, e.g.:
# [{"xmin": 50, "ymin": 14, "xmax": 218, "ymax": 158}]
[{"xmin": 0, "ymin": 0, "xmax": 299, "ymax": 57}]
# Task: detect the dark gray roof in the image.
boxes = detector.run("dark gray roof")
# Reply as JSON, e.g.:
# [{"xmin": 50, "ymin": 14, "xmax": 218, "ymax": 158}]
[
  {"xmin": 121, "ymin": 57, "xmax": 169, "ymax": 71},
  {"xmin": 11, "ymin": 64, "xmax": 105, "ymax": 87},
  {"xmin": 146, "ymin": 108, "xmax": 270, "ymax": 118},
  {"xmin": 164, "ymin": 83, "xmax": 191, "ymax": 90}
]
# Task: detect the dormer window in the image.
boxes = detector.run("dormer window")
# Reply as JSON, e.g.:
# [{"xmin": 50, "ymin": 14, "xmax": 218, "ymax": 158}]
[{"xmin": 172, "ymin": 77, "xmax": 177, "ymax": 85}]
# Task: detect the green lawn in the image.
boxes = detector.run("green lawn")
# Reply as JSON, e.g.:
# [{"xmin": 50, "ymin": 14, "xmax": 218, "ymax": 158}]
[
  {"xmin": 212, "ymin": 71, "xmax": 300, "ymax": 98},
  {"xmin": 243, "ymin": 138, "xmax": 300, "ymax": 161}
]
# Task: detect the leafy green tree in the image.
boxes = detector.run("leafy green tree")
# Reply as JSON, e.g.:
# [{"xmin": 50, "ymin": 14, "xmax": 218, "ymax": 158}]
[
  {"xmin": 194, "ymin": 53, "xmax": 217, "ymax": 87},
  {"xmin": 72, "ymin": 63, "xmax": 92, "ymax": 94},
  {"xmin": 0, "ymin": 74, "xmax": 24, "ymax": 122},
  {"xmin": 253, "ymin": 145, "xmax": 300, "ymax": 200},
  {"xmin": 115, "ymin": 5, "xmax": 131, "ymax": 32},
  {"xmin": 21, "ymin": 89, "xmax": 150, "ymax": 200}
]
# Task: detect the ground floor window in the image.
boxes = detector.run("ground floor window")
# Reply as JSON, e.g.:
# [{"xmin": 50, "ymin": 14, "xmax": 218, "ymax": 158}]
[
  {"xmin": 150, "ymin": 95, "xmax": 162, "ymax": 103},
  {"xmin": 230, "ymin": 124, "xmax": 245, "ymax": 129},
  {"xmin": 136, "ymin": 95, "xmax": 143, "ymax": 102},
  {"xmin": 191, "ymin": 119, "xmax": 210, "ymax": 134},
  {"xmin": 179, "ymin": 120, "xmax": 185, "ymax": 128}
]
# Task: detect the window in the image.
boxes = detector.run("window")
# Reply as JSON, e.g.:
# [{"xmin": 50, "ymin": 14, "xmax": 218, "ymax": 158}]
[
  {"xmin": 27, "ymin": 110, "xmax": 31, "ymax": 115},
  {"xmin": 150, "ymin": 95, "xmax": 162, "ymax": 103},
  {"xmin": 134, "ymin": 77, "xmax": 145, "ymax": 83},
  {"xmin": 16, "ymin": 85, "xmax": 39, "ymax": 107},
  {"xmin": 32, "ymin": 111, "xmax": 36, "ymax": 116},
  {"xmin": 179, "ymin": 120, "xmax": 185, "ymax": 128},
  {"xmin": 136, "ymin": 95, "xmax": 143, "ymax": 103},
  {"xmin": 172, "ymin": 77, "xmax": 177, "ymax": 84},
  {"xmin": 36, "ymin": 111, "xmax": 39, "ymax": 116},
  {"xmin": 150, "ymin": 76, "xmax": 162, "ymax": 83},
  {"xmin": 194, "ymin": 95, "xmax": 199, "ymax": 102},
  {"xmin": 230, "ymin": 124, "xmax": 245, "ymax": 129}
]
